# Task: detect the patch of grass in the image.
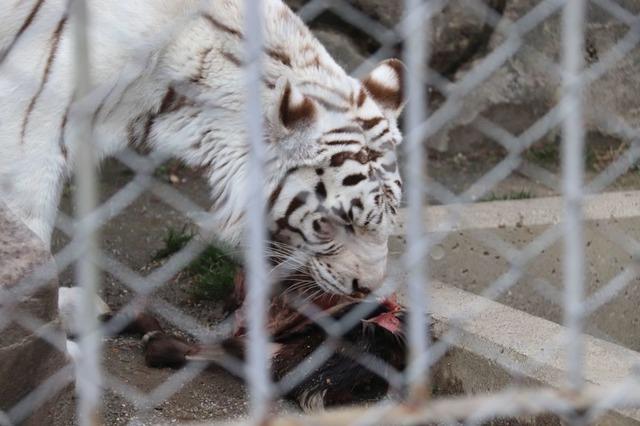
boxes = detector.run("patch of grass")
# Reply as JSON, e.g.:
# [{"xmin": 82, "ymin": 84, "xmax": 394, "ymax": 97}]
[
  {"xmin": 154, "ymin": 227, "xmax": 237, "ymax": 301},
  {"xmin": 585, "ymin": 144, "xmax": 598, "ymax": 171},
  {"xmin": 585, "ymin": 138, "xmax": 629, "ymax": 172},
  {"xmin": 481, "ymin": 189, "xmax": 534, "ymax": 202},
  {"xmin": 153, "ymin": 164, "xmax": 170, "ymax": 179},
  {"xmin": 153, "ymin": 227, "xmax": 194, "ymax": 260},
  {"xmin": 525, "ymin": 140, "xmax": 560, "ymax": 168},
  {"xmin": 188, "ymin": 246, "xmax": 237, "ymax": 301},
  {"xmin": 525, "ymin": 137, "xmax": 601, "ymax": 171}
]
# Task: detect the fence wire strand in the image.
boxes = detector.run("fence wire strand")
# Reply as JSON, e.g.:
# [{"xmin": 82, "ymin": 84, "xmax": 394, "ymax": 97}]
[
  {"xmin": 402, "ymin": 0, "xmax": 431, "ymax": 403},
  {"xmin": 243, "ymin": 0, "xmax": 272, "ymax": 420},
  {"xmin": 69, "ymin": 0, "xmax": 103, "ymax": 423},
  {"xmin": 561, "ymin": 0, "xmax": 586, "ymax": 393}
]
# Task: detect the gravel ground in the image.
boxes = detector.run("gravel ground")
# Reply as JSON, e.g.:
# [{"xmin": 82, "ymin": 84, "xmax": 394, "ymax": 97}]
[{"xmin": 50, "ymin": 160, "xmax": 263, "ymax": 424}]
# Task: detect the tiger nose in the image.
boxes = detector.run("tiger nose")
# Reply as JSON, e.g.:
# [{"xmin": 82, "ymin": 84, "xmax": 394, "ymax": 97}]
[
  {"xmin": 351, "ymin": 279, "xmax": 371, "ymax": 298},
  {"xmin": 350, "ymin": 265, "xmax": 386, "ymax": 296}
]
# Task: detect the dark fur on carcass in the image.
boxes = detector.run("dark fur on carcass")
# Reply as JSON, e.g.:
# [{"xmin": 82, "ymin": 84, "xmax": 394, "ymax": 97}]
[
  {"xmin": 130, "ymin": 269, "xmax": 409, "ymax": 411},
  {"xmin": 140, "ymin": 299, "xmax": 407, "ymax": 411},
  {"xmin": 269, "ymin": 301, "xmax": 407, "ymax": 410}
]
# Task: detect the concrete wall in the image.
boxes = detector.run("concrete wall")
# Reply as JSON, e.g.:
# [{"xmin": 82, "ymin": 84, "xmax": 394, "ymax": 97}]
[{"xmin": 392, "ymin": 190, "xmax": 640, "ymax": 352}]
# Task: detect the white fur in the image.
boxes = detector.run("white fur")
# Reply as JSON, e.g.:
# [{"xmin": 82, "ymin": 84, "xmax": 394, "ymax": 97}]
[
  {"xmin": 0, "ymin": 0, "xmax": 344, "ymax": 243},
  {"xmin": 58, "ymin": 287, "xmax": 111, "ymax": 365},
  {"xmin": 299, "ymin": 388, "xmax": 327, "ymax": 413},
  {"xmin": 57, "ymin": 286, "xmax": 110, "ymax": 336},
  {"xmin": 369, "ymin": 63, "xmax": 400, "ymax": 90},
  {"xmin": 1, "ymin": 0, "xmax": 404, "ymax": 294},
  {"xmin": 65, "ymin": 338, "xmax": 80, "ymax": 363}
]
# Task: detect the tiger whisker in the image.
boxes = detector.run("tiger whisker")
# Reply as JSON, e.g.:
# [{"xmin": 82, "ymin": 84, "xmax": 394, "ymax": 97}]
[
  {"xmin": 281, "ymin": 280, "xmax": 316, "ymax": 292},
  {"xmin": 299, "ymin": 289, "xmax": 325, "ymax": 307},
  {"xmin": 281, "ymin": 284, "xmax": 316, "ymax": 298}
]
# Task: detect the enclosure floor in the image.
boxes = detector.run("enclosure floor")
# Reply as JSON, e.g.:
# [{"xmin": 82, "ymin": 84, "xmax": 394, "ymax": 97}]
[
  {"xmin": 47, "ymin": 145, "xmax": 640, "ymax": 422},
  {"xmin": 54, "ymin": 337, "xmax": 250, "ymax": 425}
]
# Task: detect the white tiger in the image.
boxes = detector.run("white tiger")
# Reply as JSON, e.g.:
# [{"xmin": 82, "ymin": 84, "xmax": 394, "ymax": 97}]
[{"xmin": 0, "ymin": 0, "xmax": 404, "ymax": 296}]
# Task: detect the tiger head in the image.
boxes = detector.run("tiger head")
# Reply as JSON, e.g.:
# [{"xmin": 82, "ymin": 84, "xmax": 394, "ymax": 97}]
[{"xmin": 267, "ymin": 59, "xmax": 404, "ymax": 297}]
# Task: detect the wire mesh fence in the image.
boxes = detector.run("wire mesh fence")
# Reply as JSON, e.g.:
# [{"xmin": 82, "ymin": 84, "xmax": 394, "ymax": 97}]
[{"xmin": 3, "ymin": 0, "xmax": 640, "ymax": 424}]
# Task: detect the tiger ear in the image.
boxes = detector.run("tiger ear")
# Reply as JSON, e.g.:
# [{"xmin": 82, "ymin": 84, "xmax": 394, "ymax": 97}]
[
  {"xmin": 271, "ymin": 77, "xmax": 320, "ymax": 162},
  {"xmin": 361, "ymin": 59, "xmax": 406, "ymax": 118},
  {"xmin": 273, "ymin": 77, "xmax": 317, "ymax": 133}
]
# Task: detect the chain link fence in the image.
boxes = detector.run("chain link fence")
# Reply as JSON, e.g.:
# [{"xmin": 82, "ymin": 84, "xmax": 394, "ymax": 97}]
[{"xmin": 3, "ymin": 0, "xmax": 640, "ymax": 424}]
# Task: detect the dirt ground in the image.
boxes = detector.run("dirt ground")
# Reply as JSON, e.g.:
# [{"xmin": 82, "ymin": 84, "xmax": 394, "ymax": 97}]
[
  {"xmin": 50, "ymin": 161, "xmax": 257, "ymax": 425},
  {"xmin": 48, "ymin": 133, "xmax": 640, "ymax": 423}
]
